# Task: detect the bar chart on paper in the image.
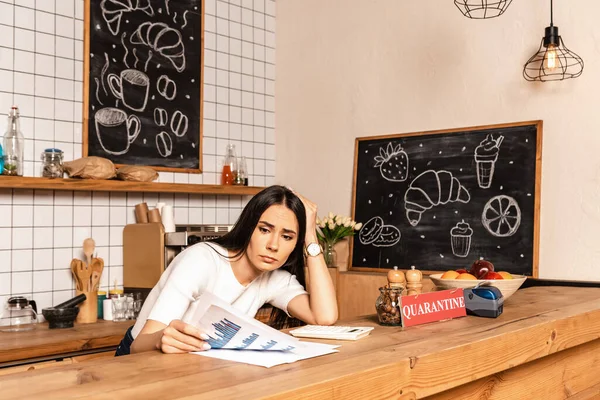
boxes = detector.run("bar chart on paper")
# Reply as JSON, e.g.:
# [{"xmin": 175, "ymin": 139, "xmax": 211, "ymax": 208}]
[
  {"xmin": 185, "ymin": 292, "xmax": 341, "ymax": 367},
  {"xmin": 198, "ymin": 305, "xmax": 299, "ymax": 351}
]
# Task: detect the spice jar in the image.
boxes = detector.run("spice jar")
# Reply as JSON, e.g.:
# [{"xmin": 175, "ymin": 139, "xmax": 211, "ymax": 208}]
[{"xmin": 40, "ymin": 148, "xmax": 64, "ymax": 178}]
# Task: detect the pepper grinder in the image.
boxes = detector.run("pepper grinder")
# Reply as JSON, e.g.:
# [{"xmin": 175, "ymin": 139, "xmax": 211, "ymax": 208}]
[
  {"xmin": 405, "ymin": 265, "xmax": 423, "ymax": 295},
  {"xmin": 387, "ymin": 266, "xmax": 406, "ymax": 289}
]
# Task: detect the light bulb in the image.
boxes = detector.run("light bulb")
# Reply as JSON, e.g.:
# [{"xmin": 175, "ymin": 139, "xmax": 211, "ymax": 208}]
[{"xmin": 545, "ymin": 45, "xmax": 557, "ymax": 70}]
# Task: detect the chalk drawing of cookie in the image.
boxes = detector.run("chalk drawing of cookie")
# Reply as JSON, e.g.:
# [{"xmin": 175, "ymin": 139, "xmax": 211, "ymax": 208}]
[
  {"xmin": 373, "ymin": 225, "xmax": 401, "ymax": 247},
  {"xmin": 359, "ymin": 216, "xmax": 384, "ymax": 245}
]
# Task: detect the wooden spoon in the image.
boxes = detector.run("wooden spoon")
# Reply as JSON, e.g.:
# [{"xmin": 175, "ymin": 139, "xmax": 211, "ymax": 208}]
[
  {"xmin": 83, "ymin": 238, "xmax": 95, "ymax": 271},
  {"xmin": 91, "ymin": 258, "xmax": 104, "ymax": 291},
  {"xmin": 91, "ymin": 271, "xmax": 101, "ymax": 292},
  {"xmin": 70, "ymin": 259, "xmax": 81, "ymax": 291},
  {"xmin": 77, "ymin": 260, "xmax": 91, "ymax": 292}
]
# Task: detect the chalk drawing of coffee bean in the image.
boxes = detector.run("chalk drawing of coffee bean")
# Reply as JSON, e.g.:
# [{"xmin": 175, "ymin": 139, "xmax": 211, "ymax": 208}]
[
  {"xmin": 156, "ymin": 131, "xmax": 173, "ymax": 157},
  {"xmin": 157, "ymin": 75, "xmax": 176, "ymax": 100},
  {"xmin": 154, "ymin": 107, "xmax": 168, "ymax": 126},
  {"xmin": 170, "ymin": 110, "xmax": 188, "ymax": 137}
]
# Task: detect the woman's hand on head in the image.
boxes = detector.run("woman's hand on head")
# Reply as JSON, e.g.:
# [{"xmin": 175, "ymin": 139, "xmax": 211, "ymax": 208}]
[
  {"xmin": 289, "ymin": 189, "xmax": 318, "ymax": 241},
  {"xmin": 157, "ymin": 319, "xmax": 212, "ymax": 354}
]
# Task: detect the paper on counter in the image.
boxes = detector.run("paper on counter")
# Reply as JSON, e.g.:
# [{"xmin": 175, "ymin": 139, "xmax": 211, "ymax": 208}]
[
  {"xmin": 192, "ymin": 341, "xmax": 340, "ymax": 368},
  {"xmin": 182, "ymin": 292, "xmax": 302, "ymax": 351},
  {"xmin": 183, "ymin": 291, "xmax": 340, "ymax": 367}
]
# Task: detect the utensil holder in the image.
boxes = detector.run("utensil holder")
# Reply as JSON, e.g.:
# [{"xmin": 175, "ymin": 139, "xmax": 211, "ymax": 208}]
[{"xmin": 75, "ymin": 290, "xmax": 98, "ymax": 323}]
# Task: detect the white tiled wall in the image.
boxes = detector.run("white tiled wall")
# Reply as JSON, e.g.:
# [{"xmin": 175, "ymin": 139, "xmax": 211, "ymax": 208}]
[{"xmin": 0, "ymin": 0, "xmax": 276, "ymax": 314}]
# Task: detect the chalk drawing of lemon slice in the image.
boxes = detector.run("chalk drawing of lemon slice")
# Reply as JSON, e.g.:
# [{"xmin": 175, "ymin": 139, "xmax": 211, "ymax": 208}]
[{"xmin": 482, "ymin": 195, "xmax": 521, "ymax": 237}]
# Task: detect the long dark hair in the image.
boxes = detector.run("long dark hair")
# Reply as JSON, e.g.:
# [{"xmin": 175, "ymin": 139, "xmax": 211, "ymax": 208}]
[{"xmin": 211, "ymin": 185, "xmax": 307, "ymax": 329}]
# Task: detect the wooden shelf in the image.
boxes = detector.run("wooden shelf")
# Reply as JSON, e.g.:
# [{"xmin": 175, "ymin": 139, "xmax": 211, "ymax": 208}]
[{"xmin": 0, "ymin": 176, "xmax": 264, "ymax": 195}]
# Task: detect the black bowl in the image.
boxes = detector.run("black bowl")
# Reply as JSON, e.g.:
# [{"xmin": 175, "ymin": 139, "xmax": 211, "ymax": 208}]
[{"xmin": 42, "ymin": 307, "xmax": 80, "ymax": 329}]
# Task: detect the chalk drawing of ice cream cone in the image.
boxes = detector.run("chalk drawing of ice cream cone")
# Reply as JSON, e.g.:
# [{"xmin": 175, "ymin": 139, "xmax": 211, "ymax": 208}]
[{"xmin": 474, "ymin": 133, "xmax": 504, "ymax": 189}]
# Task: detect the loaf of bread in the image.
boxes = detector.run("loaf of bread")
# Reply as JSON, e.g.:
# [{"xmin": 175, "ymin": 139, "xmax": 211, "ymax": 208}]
[{"xmin": 63, "ymin": 157, "xmax": 117, "ymax": 180}]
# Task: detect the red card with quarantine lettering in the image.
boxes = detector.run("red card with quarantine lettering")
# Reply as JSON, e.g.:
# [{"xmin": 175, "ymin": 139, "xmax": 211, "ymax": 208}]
[{"xmin": 400, "ymin": 289, "xmax": 467, "ymax": 327}]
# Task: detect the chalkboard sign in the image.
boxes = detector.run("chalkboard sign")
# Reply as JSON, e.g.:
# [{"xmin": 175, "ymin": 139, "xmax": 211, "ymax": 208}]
[
  {"xmin": 83, "ymin": 0, "xmax": 204, "ymax": 172},
  {"xmin": 350, "ymin": 121, "xmax": 542, "ymax": 277}
]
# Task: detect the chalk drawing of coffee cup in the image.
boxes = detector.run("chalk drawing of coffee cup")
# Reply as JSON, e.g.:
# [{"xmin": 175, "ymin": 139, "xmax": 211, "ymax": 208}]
[
  {"xmin": 95, "ymin": 107, "xmax": 141, "ymax": 156},
  {"xmin": 107, "ymin": 69, "xmax": 150, "ymax": 112}
]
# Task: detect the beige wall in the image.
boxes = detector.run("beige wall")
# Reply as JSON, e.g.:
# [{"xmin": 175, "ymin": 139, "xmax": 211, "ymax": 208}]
[{"xmin": 275, "ymin": 1, "xmax": 600, "ymax": 281}]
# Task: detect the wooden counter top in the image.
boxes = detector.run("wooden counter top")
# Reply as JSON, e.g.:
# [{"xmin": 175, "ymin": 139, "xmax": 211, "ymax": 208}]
[
  {"xmin": 2, "ymin": 287, "xmax": 600, "ymax": 399},
  {"xmin": 0, "ymin": 320, "xmax": 134, "ymax": 366}
]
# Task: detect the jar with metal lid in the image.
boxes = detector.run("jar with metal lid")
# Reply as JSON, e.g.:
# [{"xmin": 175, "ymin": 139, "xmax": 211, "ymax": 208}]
[{"xmin": 41, "ymin": 148, "xmax": 64, "ymax": 178}]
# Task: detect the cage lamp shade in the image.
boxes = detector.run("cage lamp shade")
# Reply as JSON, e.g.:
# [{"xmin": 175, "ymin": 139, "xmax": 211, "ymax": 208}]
[
  {"xmin": 454, "ymin": 0, "xmax": 513, "ymax": 19},
  {"xmin": 523, "ymin": 25, "xmax": 584, "ymax": 82}
]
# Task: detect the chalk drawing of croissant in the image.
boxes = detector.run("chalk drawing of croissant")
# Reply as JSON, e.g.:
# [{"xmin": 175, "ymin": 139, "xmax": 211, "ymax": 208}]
[
  {"xmin": 130, "ymin": 22, "xmax": 186, "ymax": 72},
  {"xmin": 101, "ymin": 0, "xmax": 155, "ymax": 36},
  {"xmin": 404, "ymin": 170, "xmax": 471, "ymax": 226}
]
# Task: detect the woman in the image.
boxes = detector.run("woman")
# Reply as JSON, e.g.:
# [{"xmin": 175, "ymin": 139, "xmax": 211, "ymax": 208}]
[{"xmin": 116, "ymin": 185, "xmax": 338, "ymax": 355}]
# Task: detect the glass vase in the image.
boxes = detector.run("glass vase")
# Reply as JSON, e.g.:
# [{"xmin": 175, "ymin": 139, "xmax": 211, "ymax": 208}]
[{"xmin": 323, "ymin": 241, "xmax": 337, "ymax": 268}]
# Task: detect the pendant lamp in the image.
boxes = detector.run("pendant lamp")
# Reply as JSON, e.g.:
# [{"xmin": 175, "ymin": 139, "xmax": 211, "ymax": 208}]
[
  {"xmin": 454, "ymin": 0, "xmax": 513, "ymax": 19},
  {"xmin": 523, "ymin": 0, "xmax": 583, "ymax": 82}
]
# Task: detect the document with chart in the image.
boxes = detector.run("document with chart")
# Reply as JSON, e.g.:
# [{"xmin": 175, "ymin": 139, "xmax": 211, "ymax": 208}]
[
  {"xmin": 183, "ymin": 292, "xmax": 339, "ymax": 367},
  {"xmin": 183, "ymin": 291, "xmax": 302, "ymax": 351}
]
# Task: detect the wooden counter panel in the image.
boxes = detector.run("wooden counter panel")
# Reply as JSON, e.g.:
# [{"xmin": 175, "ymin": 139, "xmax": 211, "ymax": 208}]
[
  {"xmin": 0, "ymin": 320, "xmax": 133, "ymax": 365},
  {"xmin": 1, "ymin": 288, "xmax": 600, "ymax": 399},
  {"xmin": 428, "ymin": 338, "xmax": 600, "ymax": 400}
]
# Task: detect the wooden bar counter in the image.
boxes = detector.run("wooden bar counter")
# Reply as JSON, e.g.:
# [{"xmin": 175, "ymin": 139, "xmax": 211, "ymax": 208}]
[
  {"xmin": 1, "ymin": 287, "xmax": 600, "ymax": 399},
  {"xmin": 0, "ymin": 320, "xmax": 134, "ymax": 368}
]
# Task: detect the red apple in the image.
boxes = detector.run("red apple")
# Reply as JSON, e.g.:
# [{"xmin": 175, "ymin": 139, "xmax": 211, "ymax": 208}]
[
  {"xmin": 455, "ymin": 269, "xmax": 468, "ymax": 274},
  {"xmin": 469, "ymin": 260, "xmax": 495, "ymax": 279},
  {"xmin": 482, "ymin": 271, "xmax": 504, "ymax": 280}
]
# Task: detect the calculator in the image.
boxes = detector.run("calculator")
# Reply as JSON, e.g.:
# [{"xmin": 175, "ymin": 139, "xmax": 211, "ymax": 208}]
[{"xmin": 289, "ymin": 325, "xmax": 374, "ymax": 340}]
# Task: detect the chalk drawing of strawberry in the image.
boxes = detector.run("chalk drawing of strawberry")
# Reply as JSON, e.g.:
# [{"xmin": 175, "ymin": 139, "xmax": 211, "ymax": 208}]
[{"xmin": 374, "ymin": 142, "xmax": 409, "ymax": 182}]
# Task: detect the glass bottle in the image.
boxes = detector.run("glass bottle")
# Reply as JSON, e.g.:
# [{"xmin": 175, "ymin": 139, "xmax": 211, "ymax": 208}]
[
  {"xmin": 221, "ymin": 144, "xmax": 237, "ymax": 185},
  {"xmin": 238, "ymin": 156, "xmax": 249, "ymax": 186},
  {"xmin": 233, "ymin": 155, "xmax": 246, "ymax": 185},
  {"xmin": 41, "ymin": 148, "xmax": 64, "ymax": 178},
  {"xmin": 3, "ymin": 106, "xmax": 24, "ymax": 176}
]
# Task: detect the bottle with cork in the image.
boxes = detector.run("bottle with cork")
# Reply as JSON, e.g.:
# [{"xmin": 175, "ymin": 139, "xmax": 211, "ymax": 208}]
[
  {"xmin": 405, "ymin": 265, "xmax": 423, "ymax": 296},
  {"xmin": 2, "ymin": 106, "xmax": 24, "ymax": 176},
  {"xmin": 375, "ymin": 266, "xmax": 406, "ymax": 326}
]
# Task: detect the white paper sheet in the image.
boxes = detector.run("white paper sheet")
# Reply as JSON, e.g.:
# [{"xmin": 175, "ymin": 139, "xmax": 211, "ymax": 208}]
[{"xmin": 192, "ymin": 342, "xmax": 340, "ymax": 368}]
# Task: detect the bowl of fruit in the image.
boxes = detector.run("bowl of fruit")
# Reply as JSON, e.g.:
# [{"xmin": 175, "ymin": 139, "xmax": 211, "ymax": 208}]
[{"xmin": 429, "ymin": 260, "xmax": 527, "ymax": 300}]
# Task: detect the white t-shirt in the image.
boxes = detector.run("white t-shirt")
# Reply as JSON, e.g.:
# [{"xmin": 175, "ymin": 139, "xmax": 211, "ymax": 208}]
[{"xmin": 131, "ymin": 242, "xmax": 308, "ymax": 338}]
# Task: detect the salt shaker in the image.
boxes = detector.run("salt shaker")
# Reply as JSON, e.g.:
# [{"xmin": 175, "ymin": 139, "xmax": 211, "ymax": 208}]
[
  {"xmin": 387, "ymin": 266, "xmax": 406, "ymax": 289},
  {"xmin": 406, "ymin": 265, "xmax": 423, "ymax": 295}
]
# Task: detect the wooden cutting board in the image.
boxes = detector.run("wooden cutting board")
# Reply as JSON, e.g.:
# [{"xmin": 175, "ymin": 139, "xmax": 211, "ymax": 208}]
[{"xmin": 123, "ymin": 223, "xmax": 165, "ymax": 289}]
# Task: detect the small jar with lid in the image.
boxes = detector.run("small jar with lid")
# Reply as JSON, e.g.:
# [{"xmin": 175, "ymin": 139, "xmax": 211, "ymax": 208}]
[{"xmin": 40, "ymin": 148, "xmax": 64, "ymax": 178}]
